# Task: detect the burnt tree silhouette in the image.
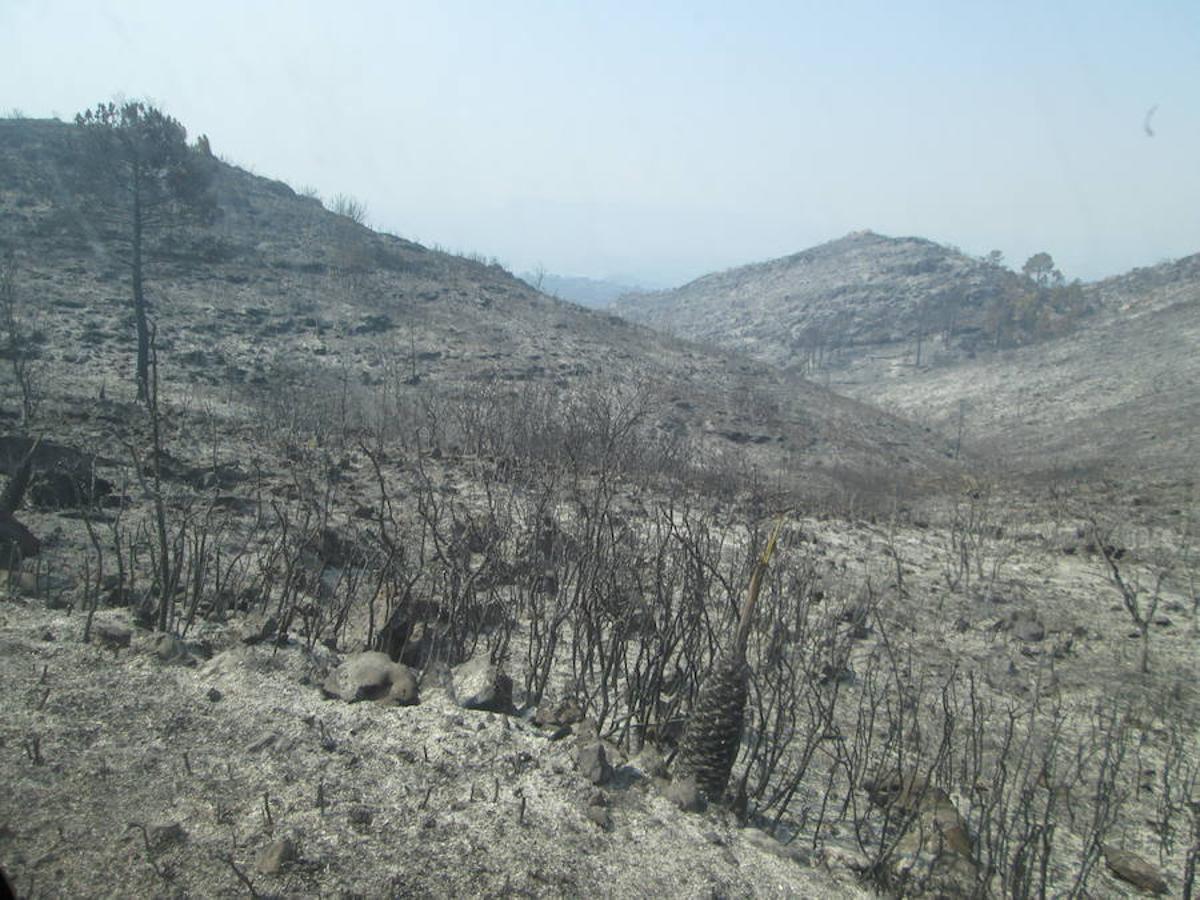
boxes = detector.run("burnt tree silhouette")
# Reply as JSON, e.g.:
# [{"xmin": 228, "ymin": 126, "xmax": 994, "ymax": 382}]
[{"xmin": 74, "ymin": 101, "xmax": 214, "ymax": 400}]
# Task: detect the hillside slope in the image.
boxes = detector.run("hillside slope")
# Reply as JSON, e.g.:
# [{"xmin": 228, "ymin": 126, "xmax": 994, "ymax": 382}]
[
  {"xmin": 836, "ymin": 253, "xmax": 1200, "ymax": 482},
  {"xmin": 0, "ymin": 120, "xmax": 951, "ymax": 499},
  {"xmin": 2, "ymin": 119, "xmax": 1197, "ymax": 900},
  {"xmin": 614, "ymin": 229, "xmax": 1198, "ymax": 483},
  {"xmin": 613, "ymin": 231, "xmax": 1024, "ymax": 366}
]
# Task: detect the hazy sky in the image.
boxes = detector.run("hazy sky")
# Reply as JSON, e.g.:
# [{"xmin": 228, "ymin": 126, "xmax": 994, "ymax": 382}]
[{"xmin": 4, "ymin": 1, "xmax": 1199, "ymax": 285}]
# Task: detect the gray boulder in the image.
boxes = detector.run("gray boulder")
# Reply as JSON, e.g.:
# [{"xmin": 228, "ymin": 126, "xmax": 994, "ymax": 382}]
[
  {"xmin": 92, "ymin": 620, "xmax": 132, "ymax": 652},
  {"xmin": 451, "ymin": 656, "xmax": 513, "ymax": 713},
  {"xmin": 256, "ymin": 836, "xmax": 297, "ymax": 875},
  {"xmin": 322, "ymin": 651, "xmax": 418, "ymax": 706},
  {"xmin": 577, "ymin": 741, "xmax": 613, "ymax": 785},
  {"xmin": 155, "ymin": 633, "xmax": 197, "ymax": 666}
]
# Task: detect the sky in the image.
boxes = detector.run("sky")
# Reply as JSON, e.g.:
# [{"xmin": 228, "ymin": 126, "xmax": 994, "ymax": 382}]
[{"xmin": 4, "ymin": 0, "xmax": 1199, "ymax": 286}]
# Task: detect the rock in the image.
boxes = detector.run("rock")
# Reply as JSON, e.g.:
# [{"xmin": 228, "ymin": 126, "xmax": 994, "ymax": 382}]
[
  {"xmin": 255, "ymin": 836, "xmax": 297, "ymax": 875},
  {"xmin": 154, "ymin": 633, "xmax": 197, "ymax": 666},
  {"xmin": 92, "ymin": 621, "xmax": 132, "ymax": 652},
  {"xmin": 628, "ymin": 745, "xmax": 668, "ymax": 780},
  {"xmin": 206, "ymin": 687, "xmax": 223, "ymax": 702},
  {"xmin": 864, "ymin": 770, "xmax": 980, "ymax": 895},
  {"xmin": 1102, "ymin": 844, "xmax": 1168, "ymax": 895},
  {"xmin": 322, "ymin": 651, "xmax": 418, "ymax": 706},
  {"xmin": 451, "ymin": 656, "xmax": 514, "ymax": 713},
  {"xmin": 534, "ymin": 697, "xmax": 584, "ymax": 728},
  {"xmin": 1008, "ymin": 611, "xmax": 1045, "ymax": 643},
  {"xmin": 577, "ymin": 741, "xmax": 612, "ymax": 785},
  {"xmin": 665, "ymin": 777, "xmax": 706, "ymax": 813}
]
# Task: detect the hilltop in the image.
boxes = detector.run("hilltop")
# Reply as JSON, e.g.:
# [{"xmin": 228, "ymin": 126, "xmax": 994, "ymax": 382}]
[
  {"xmin": 614, "ymin": 230, "xmax": 1200, "ymax": 486},
  {"xmin": 612, "ymin": 231, "xmax": 1027, "ymax": 367}
]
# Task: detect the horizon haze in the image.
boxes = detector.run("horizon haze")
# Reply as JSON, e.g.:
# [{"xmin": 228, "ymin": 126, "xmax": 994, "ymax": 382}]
[{"xmin": 4, "ymin": 0, "xmax": 1199, "ymax": 286}]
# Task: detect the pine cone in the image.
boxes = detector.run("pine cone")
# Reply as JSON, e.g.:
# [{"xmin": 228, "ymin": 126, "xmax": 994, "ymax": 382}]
[
  {"xmin": 675, "ymin": 652, "xmax": 750, "ymax": 802},
  {"xmin": 675, "ymin": 516, "xmax": 784, "ymax": 805}
]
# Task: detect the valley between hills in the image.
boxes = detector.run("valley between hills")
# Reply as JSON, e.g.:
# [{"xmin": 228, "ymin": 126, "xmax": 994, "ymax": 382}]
[{"xmin": 1, "ymin": 115, "xmax": 1197, "ymax": 898}]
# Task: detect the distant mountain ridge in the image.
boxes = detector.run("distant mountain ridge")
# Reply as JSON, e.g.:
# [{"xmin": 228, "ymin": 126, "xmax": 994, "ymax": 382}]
[
  {"xmin": 612, "ymin": 230, "xmax": 1027, "ymax": 366},
  {"xmin": 516, "ymin": 272, "xmax": 653, "ymax": 309},
  {"xmin": 609, "ymin": 225, "xmax": 1198, "ymax": 481}
]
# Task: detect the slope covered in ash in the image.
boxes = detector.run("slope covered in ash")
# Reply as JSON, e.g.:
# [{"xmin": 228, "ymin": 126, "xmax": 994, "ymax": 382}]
[
  {"xmin": 612, "ymin": 225, "xmax": 1198, "ymax": 485},
  {"xmin": 838, "ymin": 251, "xmax": 1200, "ymax": 484},
  {"xmin": 612, "ymin": 230, "xmax": 1024, "ymax": 367},
  {"xmin": 0, "ymin": 119, "xmax": 951, "ymax": 498}
]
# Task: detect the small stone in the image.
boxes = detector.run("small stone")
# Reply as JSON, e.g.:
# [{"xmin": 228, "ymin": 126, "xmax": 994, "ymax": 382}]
[
  {"xmin": 666, "ymin": 777, "xmax": 706, "ymax": 813},
  {"xmin": 577, "ymin": 742, "xmax": 612, "ymax": 785},
  {"xmin": 206, "ymin": 687, "xmax": 223, "ymax": 702},
  {"xmin": 1103, "ymin": 844, "xmax": 1168, "ymax": 895},
  {"xmin": 347, "ymin": 806, "xmax": 373, "ymax": 827},
  {"xmin": 255, "ymin": 836, "xmax": 297, "ymax": 875}
]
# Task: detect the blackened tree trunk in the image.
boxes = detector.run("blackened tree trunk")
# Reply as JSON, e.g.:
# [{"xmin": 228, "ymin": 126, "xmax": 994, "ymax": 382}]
[
  {"xmin": 131, "ymin": 176, "xmax": 150, "ymax": 401},
  {"xmin": 73, "ymin": 101, "xmax": 214, "ymax": 402}
]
